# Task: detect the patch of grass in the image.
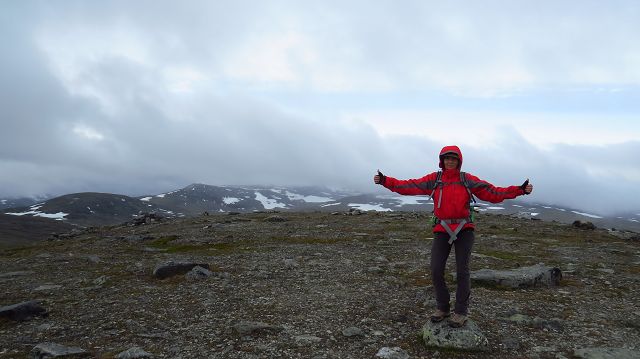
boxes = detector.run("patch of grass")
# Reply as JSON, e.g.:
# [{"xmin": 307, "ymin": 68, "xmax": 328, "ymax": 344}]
[
  {"xmin": 475, "ymin": 250, "xmax": 522, "ymax": 261},
  {"xmin": 149, "ymin": 235, "xmax": 179, "ymax": 247}
]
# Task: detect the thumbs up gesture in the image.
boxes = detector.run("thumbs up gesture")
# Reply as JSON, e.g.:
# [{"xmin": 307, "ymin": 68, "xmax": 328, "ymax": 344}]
[
  {"xmin": 374, "ymin": 170, "xmax": 386, "ymax": 185},
  {"xmin": 521, "ymin": 179, "xmax": 533, "ymax": 194}
]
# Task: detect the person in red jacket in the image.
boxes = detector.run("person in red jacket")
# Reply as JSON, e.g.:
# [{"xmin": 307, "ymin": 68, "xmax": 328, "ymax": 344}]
[{"xmin": 374, "ymin": 145, "xmax": 533, "ymax": 327}]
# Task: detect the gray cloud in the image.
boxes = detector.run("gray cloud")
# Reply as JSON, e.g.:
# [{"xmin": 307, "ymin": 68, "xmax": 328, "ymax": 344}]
[{"xmin": 1, "ymin": 1, "xmax": 639, "ymax": 217}]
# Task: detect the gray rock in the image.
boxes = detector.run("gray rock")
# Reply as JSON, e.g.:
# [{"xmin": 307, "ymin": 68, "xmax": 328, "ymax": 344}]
[
  {"xmin": 573, "ymin": 348, "xmax": 640, "ymax": 359},
  {"xmin": 0, "ymin": 300, "xmax": 47, "ymax": 321},
  {"xmin": 264, "ymin": 215, "xmax": 287, "ymax": 222},
  {"xmin": 232, "ymin": 321, "xmax": 281, "ymax": 336},
  {"xmin": 284, "ymin": 258, "xmax": 298, "ymax": 269},
  {"xmin": 342, "ymin": 326, "xmax": 365, "ymax": 337},
  {"xmin": 470, "ymin": 263, "xmax": 562, "ymax": 288},
  {"xmin": 30, "ymin": 342, "xmax": 89, "ymax": 358},
  {"xmin": 34, "ymin": 285, "xmax": 63, "ymax": 291},
  {"xmin": 375, "ymin": 346, "xmax": 410, "ymax": 359},
  {"xmin": 115, "ymin": 346, "xmax": 153, "ymax": 359},
  {"xmin": 293, "ymin": 334, "xmax": 322, "ymax": 346},
  {"xmin": 503, "ymin": 313, "xmax": 563, "ymax": 330},
  {"xmin": 153, "ymin": 261, "xmax": 210, "ymax": 279},
  {"xmin": 422, "ymin": 319, "xmax": 488, "ymax": 351},
  {"xmin": 185, "ymin": 266, "xmax": 213, "ymax": 281}
]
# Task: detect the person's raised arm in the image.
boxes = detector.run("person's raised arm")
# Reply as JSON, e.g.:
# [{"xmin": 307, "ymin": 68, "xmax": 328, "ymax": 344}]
[{"xmin": 374, "ymin": 170, "xmax": 437, "ymax": 196}]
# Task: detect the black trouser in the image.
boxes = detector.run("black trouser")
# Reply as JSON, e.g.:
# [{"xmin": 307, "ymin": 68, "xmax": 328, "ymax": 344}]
[{"xmin": 430, "ymin": 229, "xmax": 474, "ymax": 315}]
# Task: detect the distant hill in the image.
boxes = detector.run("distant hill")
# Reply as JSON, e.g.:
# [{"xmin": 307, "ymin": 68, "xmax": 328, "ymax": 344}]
[
  {"xmin": 2, "ymin": 183, "xmax": 639, "ymax": 232},
  {"xmin": 0, "ymin": 213, "xmax": 74, "ymax": 247}
]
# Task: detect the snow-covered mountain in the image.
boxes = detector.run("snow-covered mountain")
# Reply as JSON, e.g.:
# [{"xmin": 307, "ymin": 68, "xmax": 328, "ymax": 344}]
[{"xmin": 2, "ymin": 183, "xmax": 639, "ymax": 231}]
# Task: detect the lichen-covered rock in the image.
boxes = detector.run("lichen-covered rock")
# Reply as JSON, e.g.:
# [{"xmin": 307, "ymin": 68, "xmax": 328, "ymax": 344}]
[
  {"xmin": 153, "ymin": 261, "xmax": 210, "ymax": 279},
  {"xmin": 115, "ymin": 346, "xmax": 153, "ymax": 359},
  {"xmin": 470, "ymin": 263, "xmax": 561, "ymax": 288},
  {"xmin": 0, "ymin": 300, "xmax": 47, "ymax": 321},
  {"xmin": 422, "ymin": 319, "xmax": 488, "ymax": 351},
  {"xmin": 30, "ymin": 342, "xmax": 89, "ymax": 358},
  {"xmin": 375, "ymin": 346, "xmax": 410, "ymax": 359},
  {"xmin": 573, "ymin": 348, "xmax": 640, "ymax": 359}
]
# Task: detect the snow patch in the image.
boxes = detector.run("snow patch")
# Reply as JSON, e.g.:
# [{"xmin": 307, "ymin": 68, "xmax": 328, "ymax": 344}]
[
  {"xmin": 321, "ymin": 202, "xmax": 341, "ymax": 207},
  {"xmin": 486, "ymin": 206, "xmax": 505, "ymax": 210},
  {"xmin": 629, "ymin": 219, "xmax": 639, "ymax": 223},
  {"xmin": 255, "ymin": 192, "xmax": 287, "ymax": 209},
  {"xmin": 380, "ymin": 195, "xmax": 431, "ymax": 206},
  {"xmin": 512, "ymin": 204, "xmax": 523, "ymax": 208},
  {"xmin": 140, "ymin": 197, "xmax": 152, "ymax": 202},
  {"xmin": 542, "ymin": 206, "xmax": 552, "ymax": 209},
  {"xmin": 531, "ymin": 213, "xmax": 539, "ymax": 216},
  {"xmin": 6, "ymin": 209, "xmax": 68, "ymax": 220},
  {"xmin": 571, "ymin": 211, "xmax": 603, "ymax": 219},
  {"xmin": 223, "ymin": 197, "xmax": 241, "ymax": 205},
  {"xmin": 555, "ymin": 208, "xmax": 566, "ymax": 212},
  {"xmin": 285, "ymin": 191, "xmax": 333, "ymax": 203},
  {"xmin": 156, "ymin": 194, "xmax": 166, "ymax": 198},
  {"xmin": 0, "ymin": 200, "xmax": 6, "ymax": 204},
  {"xmin": 348, "ymin": 203, "xmax": 392, "ymax": 212}
]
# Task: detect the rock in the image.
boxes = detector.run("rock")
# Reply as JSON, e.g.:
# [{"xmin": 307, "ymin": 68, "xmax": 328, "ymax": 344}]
[
  {"xmin": 284, "ymin": 258, "xmax": 298, "ymax": 269},
  {"xmin": 232, "ymin": 321, "xmax": 281, "ymax": 336},
  {"xmin": 422, "ymin": 319, "xmax": 488, "ymax": 351},
  {"xmin": 573, "ymin": 348, "xmax": 640, "ymax": 359},
  {"xmin": 153, "ymin": 261, "xmax": 210, "ymax": 279},
  {"xmin": 293, "ymin": 334, "xmax": 322, "ymax": 346},
  {"xmin": 0, "ymin": 300, "xmax": 47, "ymax": 321},
  {"xmin": 34, "ymin": 285, "xmax": 63, "ymax": 291},
  {"xmin": 185, "ymin": 266, "xmax": 213, "ymax": 281},
  {"xmin": 127, "ymin": 212, "xmax": 165, "ymax": 226},
  {"xmin": 470, "ymin": 263, "xmax": 562, "ymax": 288},
  {"xmin": 30, "ymin": 342, "xmax": 89, "ymax": 358},
  {"xmin": 115, "ymin": 346, "xmax": 154, "ymax": 359},
  {"xmin": 572, "ymin": 220, "xmax": 596, "ymax": 230},
  {"xmin": 375, "ymin": 346, "xmax": 410, "ymax": 359},
  {"xmin": 263, "ymin": 215, "xmax": 287, "ymax": 222},
  {"xmin": 503, "ymin": 313, "xmax": 563, "ymax": 331},
  {"xmin": 342, "ymin": 326, "xmax": 365, "ymax": 337}
]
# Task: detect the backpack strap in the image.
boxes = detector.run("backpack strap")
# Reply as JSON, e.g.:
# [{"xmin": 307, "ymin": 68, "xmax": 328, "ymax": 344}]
[
  {"xmin": 428, "ymin": 171, "xmax": 443, "ymax": 209},
  {"xmin": 460, "ymin": 172, "xmax": 476, "ymax": 204}
]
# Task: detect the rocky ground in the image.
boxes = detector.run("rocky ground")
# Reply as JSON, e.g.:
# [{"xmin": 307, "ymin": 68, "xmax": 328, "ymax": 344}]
[{"xmin": 1, "ymin": 211, "xmax": 639, "ymax": 358}]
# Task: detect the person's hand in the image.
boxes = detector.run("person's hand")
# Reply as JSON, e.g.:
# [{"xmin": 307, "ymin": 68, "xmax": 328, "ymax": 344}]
[
  {"xmin": 521, "ymin": 179, "xmax": 533, "ymax": 194},
  {"xmin": 374, "ymin": 170, "xmax": 385, "ymax": 185}
]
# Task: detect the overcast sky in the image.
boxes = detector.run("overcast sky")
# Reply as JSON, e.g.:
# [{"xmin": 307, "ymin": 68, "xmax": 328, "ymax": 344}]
[{"xmin": 1, "ymin": 1, "xmax": 639, "ymax": 215}]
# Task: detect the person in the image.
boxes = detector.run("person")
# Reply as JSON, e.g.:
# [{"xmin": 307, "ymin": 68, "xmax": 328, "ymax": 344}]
[{"xmin": 373, "ymin": 145, "xmax": 533, "ymax": 327}]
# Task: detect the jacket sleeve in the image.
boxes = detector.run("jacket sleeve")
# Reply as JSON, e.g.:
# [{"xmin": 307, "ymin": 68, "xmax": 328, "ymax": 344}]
[
  {"xmin": 464, "ymin": 173, "xmax": 525, "ymax": 203},
  {"xmin": 382, "ymin": 172, "xmax": 438, "ymax": 196}
]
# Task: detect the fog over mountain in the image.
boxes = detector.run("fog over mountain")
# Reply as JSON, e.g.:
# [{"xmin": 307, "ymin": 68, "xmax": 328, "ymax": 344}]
[{"xmin": 1, "ymin": 1, "xmax": 639, "ymax": 216}]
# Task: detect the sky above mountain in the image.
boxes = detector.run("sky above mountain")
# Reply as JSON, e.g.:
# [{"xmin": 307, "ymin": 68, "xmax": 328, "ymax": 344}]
[{"xmin": 1, "ymin": 1, "xmax": 639, "ymax": 215}]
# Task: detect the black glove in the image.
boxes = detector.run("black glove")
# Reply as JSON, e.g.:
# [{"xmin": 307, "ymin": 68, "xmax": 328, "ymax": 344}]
[
  {"xmin": 376, "ymin": 170, "xmax": 386, "ymax": 185},
  {"xmin": 520, "ymin": 179, "xmax": 530, "ymax": 194}
]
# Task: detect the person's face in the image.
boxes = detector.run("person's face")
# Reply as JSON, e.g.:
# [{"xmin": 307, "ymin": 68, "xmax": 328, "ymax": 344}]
[{"xmin": 443, "ymin": 155, "xmax": 459, "ymax": 170}]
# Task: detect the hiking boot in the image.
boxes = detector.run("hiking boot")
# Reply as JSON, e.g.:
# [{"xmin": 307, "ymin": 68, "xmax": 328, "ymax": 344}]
[
  {"xmin": 430, "ymin": 309, "xmax": 450, "ymax": 323},
  {"xmin": 448, "ymin": 313, "xmax": 468, "ymax": 328}
]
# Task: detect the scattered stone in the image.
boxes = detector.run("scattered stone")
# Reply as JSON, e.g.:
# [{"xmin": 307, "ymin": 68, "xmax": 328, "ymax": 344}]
[
  {"xmin": 153, "ymin": 261, "xmax": 210, "ymax": 279},
  {"xmin": 342, "ymin": 327, "xmax": 365, "ymax": 337},
  {"xmin": 232, "ymin": 321, "xmax": 281, "ymax": 336},
  {"xmin": 93, "ymin": 276, "xmax": 108, "ymax": 286},
  {"xmin": 572, "ymin": 220, "xmax": 596, "ymax": 230},
  {"xmin": 470, "ymin": 263, "xmax": 562, "ymax": 288},
  {"xmin": 293, "ymin": 334, "xmax": 322, "ymax": 346},
  {"xmin": 115, "ymin": 346, "xmax": 153, "ymax": 359},
  {"xmin": 0, "ymin": 270, "xmax": 36, "ymax": 278},
  {"xmin": 375, "ymin": 346, "xmax": 410, "ymax": 359},
  {"xmin": 263, "ymin": 215, "xmax": 288, "ymax": 222},
  {"xmin": 422, "ymin": 319, "xmax": 488, "ymax": 351},
  {"xmin": 34, "ymin": 284, "xmax": 63, "ymax": 291},
  {"xmin": 0, "ymin": 300, "xmax": 47, "ymax": 321},
  {"xmin": 185, "ymin": 266, "xmax": 213, "ymax": 281},
  {"xmin": 30, "ymin": 342, "xmax": 89, "ymax": 358},
  {"xmin": 573, "ymin": 347, "xmax": 640, "ymax": 359},
  {"xmin": 284, "ymin": 258, "xmax": 298, "ymax": 269},
  {"xmin": 128, "ymin": 213, "xmax": 165, "ymax": 226},
  {"xmin": 367, "ymin": 266, "xmax": 384, "ymax": 274}
]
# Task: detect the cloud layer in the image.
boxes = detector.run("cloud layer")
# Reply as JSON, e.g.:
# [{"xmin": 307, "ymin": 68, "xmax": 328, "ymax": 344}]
[{"xmin": 1, "ymin": 1, "xmax": 639, "ymax": 215}]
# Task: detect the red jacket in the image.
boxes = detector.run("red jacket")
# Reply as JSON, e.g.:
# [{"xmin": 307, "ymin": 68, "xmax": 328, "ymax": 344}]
[{"xmin": 382, "ymin": 145, "xmax": 525, "ymax": 233}]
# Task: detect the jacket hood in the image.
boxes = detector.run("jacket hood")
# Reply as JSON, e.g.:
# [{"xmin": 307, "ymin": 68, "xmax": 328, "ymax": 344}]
[{"xmin": 439, "ymin": 145, "xmax": 463, "ymax": 169}]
